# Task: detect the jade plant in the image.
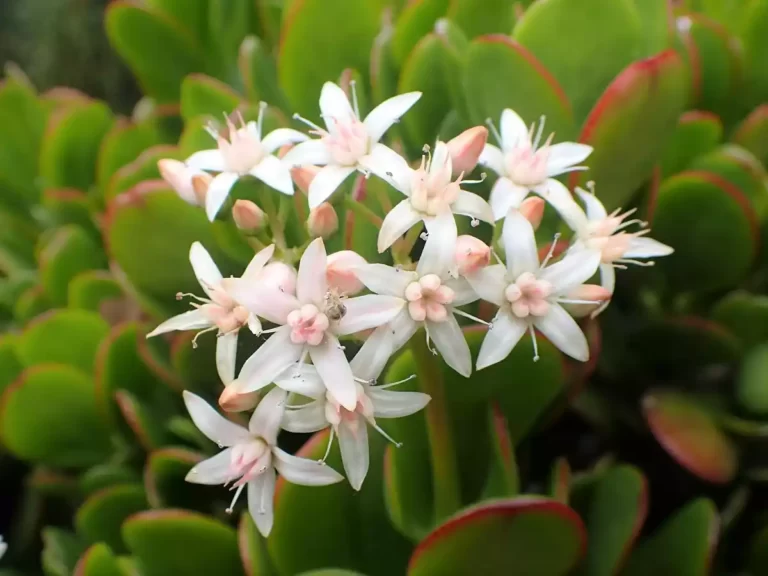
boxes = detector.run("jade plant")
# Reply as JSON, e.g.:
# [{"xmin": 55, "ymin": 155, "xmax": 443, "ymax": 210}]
[{"xmin": 1, "ymin": 0, "xmax": 768, "ymax": 574}]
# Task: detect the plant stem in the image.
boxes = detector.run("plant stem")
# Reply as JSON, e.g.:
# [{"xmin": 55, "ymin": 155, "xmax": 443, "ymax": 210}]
[
  {"xmin": 261, "ymin": 193, "xmax": 288, "ymax": 252},
  {"xmin": 343, "ymin": 196, "xmax": 383, "ymax": 227},
  {"xmin": 410, "ymin": 334, "xmax": 461, "ymax": 521}
]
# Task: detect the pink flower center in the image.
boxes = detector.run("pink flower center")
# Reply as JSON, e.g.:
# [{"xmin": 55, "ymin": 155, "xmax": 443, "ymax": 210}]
[
  {"xmin": 323, "ymin": 118, "xmax": 370, "ymax": 166},
  {"xmin": 405, "ymin": 274, "xmax": 455, "ymax": 323},
  {"xmin": 229, "ymin": 438, "xmax": 268, "ymax": 483},
  {"xmin": 582, "ymin": 209, "xmax": 647, "ymax": 264},
  {"xmin": 199, "ymin": 284, "xmax": 250, "ymax": 333},
  {"xmin": 505, "ymin": 272, "xmax": 552, "ymax": 318},
  {"xmin": 287, "ymin": 304, "xmax": 330, "ymax": 346},
  {"xmin": 219, "ymin": 126, "xmax": 265, "ymax": 174},
  {"xmin": 324, "ymin": 383, "xmax": 374, "ymax": 427},
  {"xmin": 505, "ymin": 144, "xmax": 550, "ymax": 187}
]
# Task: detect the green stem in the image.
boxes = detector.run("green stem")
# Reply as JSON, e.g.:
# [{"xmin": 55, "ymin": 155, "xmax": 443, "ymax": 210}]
[
  {"xmin": 261, "ymin": 193, "xmax": 288, "ymax": 252},
  {"xmin": 344, "ymin": 196, "xmax": 383, "ymax": 228},
  {"xmin": 410, "ymin": 334, "xmax": 461, "ymax": 521}
]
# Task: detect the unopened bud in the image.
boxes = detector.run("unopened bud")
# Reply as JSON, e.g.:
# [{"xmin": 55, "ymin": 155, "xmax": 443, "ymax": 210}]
[
  {"xmin": 454, "ymin": 235, "xmax": 490, "ymax": 276},
  {"xmin": 191, "ymin": 173, "xmax": 213, "ymax": 205},
  {"xmin": 219, "ymin": 382, "xmax": 260, "ymax": 412},
  {"xmin": 158, "ymin": 159, "xmax": 209, "ymax": 206},
  {"xmin": 307, "ymin": 202, "xmax": 339, "ymax": 238},
  {"xmin": 446, "ymin": 126, "xmax": 488, "ymax": 176},
  {"xmin": 261, "ymin": 261, "xmax": 297, "ymax": 294},
  {"xmin": 291, "ymin": 165, "xmax": 322, "ymax": 195},
  {"xmin": 519, "ymin": 196, "xmax": 546, "ymax": 230},
  {"xmin": 232, "ymin": 200, "xmax": 265, "ymax": 232},
  {"xmin": 562, "ymin": 284, "xmax": 612, "ymax": 318},
  {"xmin": 327, "ymin": 250, "xmax": 367, "ymax": 295}
]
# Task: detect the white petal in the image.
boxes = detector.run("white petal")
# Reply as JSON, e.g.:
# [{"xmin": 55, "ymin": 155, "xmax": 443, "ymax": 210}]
[
  {"xmin": 465, "ymin": 264, "xmax": 507, "ymax": 307},
  {"xmin": 297, "ymin": 237, "xmax": 328, "ymax": 305},
  {"xmin": 261, "ymin": 128, "xmax": 308, "ymax": 154},
  {"xmin": 445, "ymin": 277, "xmax": 478, "ymax": 306},
  {"xmin": 479, "ymin": 143, "xmax": 505, "ymax": 176},
  {"xmin": 417, "ymin": 212, "xmax": 458, "ymax": 276},
  {"xmin": 205, "ymin": 172, "xmax": 239, "ymax": 221},
  {"xmin": 186, "ymin": 149, "xmax": 226, "ymax": 172},
  {"xmin": 182, "ymin": 391, "xmax": 249, "ymax": 446},
  {"xmin": 185, "ymin": 448, "xmax": 234, "ymax": 485},
  {"xmin": 490, "ymin": 177, "xmax": 529, "ymax": 221},
  {"xmin": 429, "ymin": 142, "xmax": 453, "ymax": 179},
  {"xmin": 190, "ymin": 242, "xmax": 223, "ymax": 297},
  {"xmin": 476, "ymin": 312, "xmax": 527, "ymax": 370},
  {"xmin": 500, "ymin": 108, "xmax": 530, "ymax": 150},
  {"xmin": 535, "ymin": 179, "xmax": 587, "ymax": 232},
  {"xmin": 534, "ymin": 303, "xmax": 589, "ymax": 361},
  {"xmin": 273, "ymin": 447, "xmax": 344, "ymax": 485},
  {"xmin": 546, "ymin": 143, "xmax": 593, "ymax": 176},
  {"xmin": 335, "ymin": 295, "xmax": 405, "ymax": 336},
  {"xmin": 363, "ymin": 92, "xmax": 422, "ymax": 143},
  {"xmin": 539, "ymin": 249, "xmax": 601, "ymax": 294},
  {"xmin": 319, "ymin": 82, "xmax": 356, "ymax": 130},
  {"xmin": 248, "ymin": 314, "xmax": 263, "ymax": 335},
  {"xmin": 237, "ymin": 326, "xmax": 304, "ymax": 393},
  {"xmin": 282, "ymin": 139, "xmax": 331, "ymax": 167},
  {"xmin": 624, "ymin": 237, "xmax": 674, "ymax": 258},
  {"xmin": 308, "ymin": 165, "xmax": 355, "ymax": 209},
  {"xmin": 359, "ymin": 143, "xmax": 412, "ymax": 195},
  {"xmin": 309, "ymin": 334, "xmax": 357, "ymax": 411},
  {"xmin": 503, "ymin": 210, "xmax": 540, "ymax": 279},
  {"xmin": 146, "ymin": 309, "xmax": 210, "ymax": 337},
  {"xmin": 250, "ymin": 155, "xmax": 294, "ymax": 195},
  {"xmin": 369, "ymin": 387, "xmax": 430, "ymax": 418},
  {"xmin": 227, "ymin": 280, "xmax": 300, "ymax": 325},
  {"xmin": 599, "ymin": 262, "xmax": 616, "ymax": 294},
  {"xmin": 338, "ymin": 414, "xmax": 369, "ymax": 491},
  {"xmin": 216, "ymin": 332, "xmax": 238, "ymax": 384},
  {"xmin": 451, "ymin": 191, "xmax": 494, "ymax": 224},
  {"xmin": 354, "ymin": 263, "xmax": 416, "ymax": 297},
  {"xmin": 274, "ymin": 364, "xmax": 326, "ymax": 399},
  {"xmin": 350, "ymin": 325, "xmax": 395, "ymax": 382},
  {"xmin": 575, "ymin": 187, "xmax": 607, "ymax": 221},
  {"xmin": 428, "ymin": 316, "xmax": 471, "ymax": 377},
  {"xmin": 389, "ymin": 309, "xmax": 420, "ymax": 351},
  {"xmin": 377, "ymin": 200, "xmax": 422, "ymax": 252},
  {"xmin": 248, "ymin": 386, "xmax": 287, "ymax": 444},
  {"xmin": 241, "ymin": 244, "xmax": 276, "ymax": 283},
  {"xmin": 248, "ymin": 466, "xmax": 276, "ymax": 537},
  {"xmin": 281, "ymin": 401, "xmax": 328, "ymax": 433}
]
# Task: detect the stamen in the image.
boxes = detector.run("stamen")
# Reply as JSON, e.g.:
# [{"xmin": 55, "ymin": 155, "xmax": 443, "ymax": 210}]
[
  {"xmin": 292, "ymin": 348, "xmax": 309, "ymax": 377},
  {"xmin": 470, "ymin": 218, "xmax": 480, "ymax": 227},
  {"xmin": 354, "ymin": 376, "xmax": 375, "ymax": 385},
  {"xmin": 586, "ymin": 181, "xmax": 596, "ymax": 195},
  {"xmin": 379, "ymin": 374, "xmax": 417, "ymax": 389},
  {"xmin": 612, "ymin": 264, "xmax": 628, "ymax": 270},
  {"xmin": 528, "ymin": 324, "xmax": 540, "ymax": 362},
  {"xmin": 485, "ymin": 118, "xmax": 503, "ymax": 146},
  {"xmin": 204, "ymin": 122, "xmax": 220, "ymax": 140},
  {"xmin": 616, "ymin": 259, "xmax": 655, "ymax": 267},
  {"xmin": 615, "ymin": 219, "xmax": 648, "ymax": 231},
  {"xmin": 349, "ymin": 80, "xmax": 360, "ymax": 119},
  {"xmin": 532, "ymin": 116, "xmax": 546, "ymax": 150},
  {"xmin": 556, "ymin": 166, "xmax": 589, "ymax": 174},
  {"xmin": 461, "ymin": 172, "xmax": 487, "ymax": 185},
  {"xmin": 225, "ymin": 483, "xmax": 246, "ymax": 513},
  {"xmin": 491, "ymin": 248, "xmax": 504, "ymax": 266},
  {"xmin": 257, "ymin": 101, "xmax": 267, "ymax": 136},
  {"xmin": 192, "ymin": 326, "xmax": 218, "ymax": 348},
  {"xmin": 176, "ymin": 291, "xmax": 209, "ymax": 304},
  {"xmin": 318, "ymin": 428, "xmax": 335, "ymax": 464},
  {"xmin": 453, "ymin": 308, "xmax": 492, "ymax": 326},
  {"xmin": 258, "ymin": 326, "xmax": 282, "ymax": 336},
  {"xmin": 556, "ymin": 298, "xmax": 604, "ymax": 305},
  {"xmin": 292, "ymin": 113, "xmax": 325, "ymax": 134},
  {"xmin": 236, "ymin": 109, "xmax": 247, "ymax": 129},
  {"xmin": 425, "ymin": 326, "xmax": 438, "ymax": 356},
  {"xmin": 371, "ymin": 422, "xmax": 402, "ymax": 447},
  {"xmin": 420, "ymin": 231, "xmax": 429, "ymax": 241},
  {"xmin": 540, "ymin": 233, "xmax": 561, "ymax": 268},
  {"xmin": 421, "ymin": 144, "xmax": 432, "ymax": 171}
]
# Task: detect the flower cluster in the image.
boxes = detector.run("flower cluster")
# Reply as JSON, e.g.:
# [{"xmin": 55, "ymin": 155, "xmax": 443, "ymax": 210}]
[{"xmin": 152, "ymin": 82, "xmax": 672, "ymax": 537}]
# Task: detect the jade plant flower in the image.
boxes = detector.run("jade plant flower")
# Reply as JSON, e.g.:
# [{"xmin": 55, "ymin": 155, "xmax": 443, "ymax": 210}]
[
  {"xmin": 183, "ymin": 388, "xmax": 343, "ymax": 537},
  {"xmin": 186, "ymin": 106, "xmax": 308, "ymax": 220},
  {"xmin": 480, "ymin": 108, "xmax": 593, "ymax": 220},
  {"xmin": 278, "ymin": 327, "xmax": 430, "ymax": 490},
  {"xmin": 283, "ymin": 81, "xmax": 422, "ymax": 209},
  {"xmin": 365, "ymin": 141, "xmax": 494, "ymax": 252},
  {"xmin": 225, "ymin": 238, "xmax": 404, "ymax": 410},
  {"xmin": 467, "ymin": 210, "xmax": 602, "ymax": 368}
]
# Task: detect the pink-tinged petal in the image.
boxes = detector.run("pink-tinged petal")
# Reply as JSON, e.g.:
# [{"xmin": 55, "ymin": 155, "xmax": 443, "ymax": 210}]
[
  {"xmin": 251, "ymin": 155, "xmax": 294, "ymax": 196},
  {"xmin": 389, "ymin": 309, "xmax": 420, "ymax": 351},
  {"xmin": 186, "ymin": 149, "xmax": 226, "ymax": 172},
  {"xmin": 378, "ymin": 200, "xmax": 422, "ymax": 252},
  {"xmin": 534, "ymin": 303, "xmax": 589, "ymax": 361},
  {"xmin": 274, "ymin": 364, "xmax": 326, "ymax": 399},
  {"xmin": 273, "ymin": 447, "xmax": 344, "ymax": 485},
  {"xmin": 308, "ymin": 165, "xmax": 355, "ymax": 209},
  {"xmin": 189, "ymin": 242, "xmax": 223, "ymax": 296},
  {"xmin": 354, "ymin": 263, "xmax": 415, "ymax": 297},
  {"xmin": 427, "ymin": 316, "xmax": 471, "ymax": 377},
  {"xmin": 146, "ymin": 309, "xmax": 211, "ymax": 337},
  {"xmin": 624, "ymin": 237, "xmax": 674, "ymax": 258},
  {"xmin": 447, "ymin": 126, "xmax": 488, "ymax": 175},
  {"xmin": 490, "ymin": 177, "xmax": 528, "ymax": 221},
  {"xmin": 260, "ymin": 262, "xmax": 297, "ymax": 295},
  {"xmin": 182, "ymin": 391, "xmax": 249, "ymax": 446},
  {"xmin": 248, "ymin": 465, "xmax": 275, "ymax": 537},
  {"xmin": 574, "ymin": 187, "xmax": 607, "ymax": 221},
  {"xmin": 159, "ymin": 159, "xmax": 204, "ymax": 204},
  {"xmin": 534, "ymin": 179, "xmax": 587, "ymax": 232},
  {"xmin": 248, "ymin": 386, "xmax": 287, "ymax": 444},
  {"xmin": 309, "ymin": 334, "xmax": 356, "ymax": 410},
  {"xmin": 350, "ymin": 325, "xmax": 395, "ymax": 382},
  {"xmin": 185, "ymin": 448, "xmax": 234, "ymax": 485},
  {"xmin": 205, "ymin": 171, "xmax": 239, "ymax": 221},
  {"xmin": 539, "ymin": 249, "xmax": 601, "ymax": 295},
  {"xmin": 241, "ymin": 244, "xmax": 276, "ymax": 283},
  {"xmin": 335, "ymin": 295, "xmax": 405, "ymax": 336},
  {"xmin": 319, "ymin": 81, "xmax": 356, "ymax": 130},
  {"xmin": 338, "ymin": 413, "xmax": 369, "ymax": 491},
  {"xmin": 477, "ymin": 312, "xmax": 527, "ymax": 370},
  {"xmin": 445, "ymin": 277, "xmax": 478, "ymax": 306},
  {"xmin": 261, "ymin": 128, "xmax": 308, "ymax": 153},
  {"xmin": 282, "ymin": 139, "xmax": 331, "ymax": 167},
  {"xmin": 327, "ymin": 250, "xmax": 368, "ymax": 295},
  {"xmin": 503, "ymin": 210, "xmax": 540, "ymax": 279},
  {"xmin": 363, "ymin": 91, "xmax": 422, "ymax": 143},
  {"xmin": 429, "ymin": 142, "xmax": 453, "ymax": 181},
  {"xmin": 479, "ymin": 143, "xmax": 505, "ymax": 176},
  {"xmin": 417, "ymin": 212, "xmax": 458, "ymax": 276},
  {"xmin": 280, "ymin": 401, "xmax": 328, "ymax": 433},
  {"xmin": 297, "ymin": 237, "xmax": 328, "ymax": 305},
  {"xmin": 500, "ymin": 108, "xmax": 530, "ymax": 150},
  {"xmin": 237, "ymin": 326, "xmax": 304, "ymax": 393},
  {"xmin": 216, "ymin": 332, "xmax": 238, "ymax": 384},
  {"xmin": 226, "ymin": 280, "xmax": 299, "ymax": 325},
  {"xmin": 599, "ymin": 262, "xmax": 615, "ymax": 294},
  {"xmin": 359, "ymin": 143, "xmax": 412, "ymax": 195},
  {"xmin": 465, "ymin": 264, "xmax": 507, "ymax": 307},
  {"xmin": 369, "ymin": 388, "xmax": 430, "ymax": 418},
  {"xmin": 546, "ymin": 142, "xmax": 593, "ymax": 176},
  {"xmin": 451, "ymin": 191, "xmax": 494, "ymax": 224}
]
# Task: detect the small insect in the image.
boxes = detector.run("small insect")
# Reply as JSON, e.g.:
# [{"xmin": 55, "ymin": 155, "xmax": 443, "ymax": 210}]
[{"xmin": 324, "ymin": 287, "xmax": 347, "ymax": 321}]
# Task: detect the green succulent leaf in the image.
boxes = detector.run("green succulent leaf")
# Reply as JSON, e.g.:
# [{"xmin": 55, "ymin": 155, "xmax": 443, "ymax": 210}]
[
  {"xmin": 73, "ymin": 543, "xmax": 123, "ymax": 576},
  {"xmin": 14, "ymin": 285, "xmax": 52, "ymax": 324},
  {"xmin": 180, "ymin": 74, "xmax": 242, "ymax": 122},
  {"xmin": 144, "ymin": 448, "xmax": 226, "ymax": 513},
  {"xmin": 661, "ymin": 110, "xmax": 723, "ymax": 177},
  {"xmin": 41, "ymin": 190, "xmax": 99, "ymax": 240},
  {"xmin": 144, "ymin": 0, "xmax": 209, "ymax": 47},
  {"xmin": 448, "ymin": 0, "xmax": 515, "ymax": 39},
  {"xmin": 737, "ymin": 343, "xmax": 768, "ymax": 417},
  {"xmin": 75, "ymin": 484, "xmax": 148, "ymax": 553},
  {"xmin": 115, "ymin": 390, "xmax": 171, "ymax": 450},
  {"xmin": 80, "ymin": 464, "xmax": 141, "ymax": 496},
  {"xmin": 238, "ymin": 514, "xmax": 278, "ymax": 576},
  {"xmin": 711, "ymin": 291, "xmax": 768, "ymax": 350},
  {"xmin": 105, "ymin": 146, "xmax": 183, "ymax": 201},
  {"xmin": 41, "ymin": 528, "xmax": 87, "ymax": 576},
  {"xmin": 548, "ymin": 458, "xmax": 571, "ymax": 504},
  {"xmin": 391, "ymin": 0, "xmax": 450, "ymax": 67},
  {"xmin": 0, "ymin": 335, "xmax": 23, "ymax": 397},
  {"xmin": 68, "ymin": 271, "xmax": 125, "ymax": 313},
  {"xmin": 631, "ymin": 0, "xmax": 673, "ymax": 55},
  {"xmin": 731, "ymin": 104, "xmax": 768, "ymax": 166},
  {"xmin": 97, "ymin": 119, "xmax": 169, "ymax": 193},
  {"xmin": 481, "ymin": 405, "xmax": 519, "ymax": 499},
  {"xmin": 238, "ymin": 36, "xmax": 290, "ymax": 111},
  {"xmin": 737, "ymin": 0, "xmax": 768, "ymax": 110}
]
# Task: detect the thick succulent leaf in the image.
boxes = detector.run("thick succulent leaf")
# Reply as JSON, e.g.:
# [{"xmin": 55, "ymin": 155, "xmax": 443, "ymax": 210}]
[
  {"xmin": 207, "ymin": 0, "xmax": 253, "ymax": 76},
  {"xmin": 737, "ymin": 344, "xmax": 768, "ymax": 417},
  {"xmin": 407, "ymin": 497, "xmax": 586, "ymax": 576},
  {"xmin": 739, "ymin": 0, "xmax": 768, "ymax": 111},
  {"xmin": 122, "ymin": 510, "xmax": 245, "ymax": 576},
  {"xmin": 731, "ymin": 104, "xmax": 768, "ymax": 166},
  {"xmin": 42, "ymin": 528, "xmax": 87, "ymax": 576},
  {"xmin": 548, "ymin": 458, "xmax": 571, "ymax": 504},
  {"xmin": 143, "ymin": 0, "xmax": 208, "ymax": 46},
  {"xmin": 631, "ymin": 0, "xmax": 673, "ymax": 55},
  {"xmin": 106, "ymin": 146, "xmax": 183, "ymax": 201},
  {"xmin": 68, "ymin": 271, "xmax": 125, "ymax": 314},
  {"xmin": 0, "ymin": 365, "xmax": 111, "ymax": 467},
  {"xmin": 170, "ymin": 331, "xmax": 221, "ymax": 396},
  {"xmin": 115, "ymin": 390, "xmax": 171, "ymax": 450},
  {"xmin": 73, "ymin": 543, "xmax": 123, "ymax": 576},
  {"xmin": 711, "ymin": 291, "xmax": 768, "ymax": 350},
  {"xmin": 144, "ymin": 448, "xmax": 226, "ymax": 513},
  {"xmin": 749, "ymin": 523, "xmax": 768, "ymax": 576},
  {"xmin": 39, "ymin": 226, "xmax": 106, "ymax": 307},
  {"xmin": 80, "ymin": 464, "xmax": 140, "ymax": 496},
  {"xmin": 238, "ymin": 35, "xmax": 290, "ymax": 111},
  {"xmin": 661, "ymin": 111, "xmax": 722, "ymax": 177},
  {"xmin": 97, "ymin": 120, "xmax": 168, "ymax": 192},
  {"xmin": 370, "ymin": 26, "xmax": 400, "ymax": 108},
  {"xmin": 42, "ymin": 190, "xmax": 100, "ymax": 240},
  {"xmin": 238, "ymin": 514, "xmax": 278, "ymax": 576},
  {"xmin": 180, "ymin": 74, "xmax": 242, "ymax": 121},
  {"xmin": 75, "ymin": 484, "xmax": 148, "ymax": 553},
  {"xmin": 481, "ymin": 405, "xmax": 519, "ymax": 499},
  {"xmin": 0, "ymin": 335, "xmax": 23, "ymax": 396},
  {"xmin": 391, "ymin": 0, "xmax": 450, "ymax": 66},
  {"xmin": 448, "ymin": 0, "xmax": 515, "ymax": 39},
  {"xmin": 14, "ymin": 285, "xmax": 51, "ymax": 323}
]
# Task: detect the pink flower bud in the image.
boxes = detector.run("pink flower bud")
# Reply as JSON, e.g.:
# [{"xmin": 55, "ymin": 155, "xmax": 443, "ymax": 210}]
[
  {"xmin": 158, "ymin": 159, "xmax": 209, "ymax": 205},
  {"xmin": 232, "ymin": 199, "xmax": 265, "ymax": 232},
  {"xmin": 191, "ymin": 173, "xmax": 213, "ymax": 205},
  {"xmin": 519, "ymin": 196, "xmax": 546, "ymax": 230},
  {"xmin": 261, "ymin": 261, "xmax": 297, "ymax": 294},
  {"xmin": 454, "ymin": 235, "xmax": 490, "ymax": 276},
  {"xmin": 446, "ymin": 126, "xmax": 488, "ymax": 176},
  {"xmin": 307, "ymin": 202, "xmax": 339, "ymax": 238},
  {"xmin": 327, "ymin": 250, "xmax": 367, "ymax": 295},
  {"xmin": 219, "ymin": 384, "xmax": 260, "ymax": 412},
  {"xmin": 291, "ymin": 165, "xmax": 322, "ymax": 195},
  {"xmin": 562, "ymin": 284, "xmax": 612, "ymax": 318}
]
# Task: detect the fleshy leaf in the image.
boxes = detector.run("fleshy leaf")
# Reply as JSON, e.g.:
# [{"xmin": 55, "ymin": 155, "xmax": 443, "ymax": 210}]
[
  {"xmin": 731, "ymin": 104, "xmax": 768, "ymax": 166},
  {"xmin": 144, "ymin": 448, "xmax": 225, "ymax": 513},
  {"xmin": 42, "ymin": 528, "xmax": 87, "ymax": 576},
  {"xmin": 73, "ymin": 543, "xmax": 123, "ymax": 576},
  {"xmin": 68, "ymin": 271, "xmax": 125, "ymax": 314},
  {"xmin": 238, "ymin": 514, "xmax": 278, "ymax": 576},
  {"xmin": 481, "ymin": 405, "xmax": 519, "ymax": 499},
  {"xmin": 238, "ymin": 35, "xmax": 290, "ymax": 112},
  {"xmin": 391, "ymin": 0, "xmax": 450, "ymax": 67},
  {"xmin": 737, "ymin": 344, "xmax": 768, "ymax": 417},
  {"xmin": 75, "ymin": 484, "xmax": 148, "ymax": 553},
  {"xmin": 97, "ymin": 119, "xmax": 168, "ymax": 192},
  {"xmin": 711, "ymin": 291, "xmax": 768, "ymax": 350},
  {"xmin": 180, "ymin": 74, "xmax": 242, "ymax": 121},
  {"xmin": 448, "ymin": 0, "xmax": 515, "ymax": 39},
  {"xmin": 661, "ymin": 110, "xmax": 722, "ymax": 177},
  {"xmin": 105, "ymin": 146, "xmax": 183, "ymax": 201},
  {"xmin": 631, "ymin": 0, "xmax": 673, "ymax": 55},
  {"xmin": 735, "ymin": 0, "xmax": 768, "ymax": 110}
]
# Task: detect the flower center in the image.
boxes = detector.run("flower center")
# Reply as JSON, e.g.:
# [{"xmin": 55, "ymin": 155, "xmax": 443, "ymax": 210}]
[
  {"xmin": 505, "ymin": 144, "xmax": 550, "ymax": 187},
  {"xmin": 582, "ymin": 209, "xmax": 648, "ymax": 264},
  {"xmin": 405, "ymin": 274, "xmax": 455, "ymax": 322},
  {"xmin": 323, "ymin": 117, "xmax": 370, "ymax": 165},
  {"xmin": 220, "ymin": 126, "xmax": 265, "ymax": 174},
  {"xmin": 324, "ymin": 383, "xmax": 374, "ymax": 426},
  {"xmin": 505, "ymin": 272, "xmax": 552, "ymax": 318},
  {"xmin": 199, "ymin": 284, "xmax": 250, "ymax": 334},
  {"xmin": 229, "ymin": 438, "xmax": 268, "ymax": 482},
  {"xmin": 287, "ymin": 304, "xmax": 330, "ymax": 346}
]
